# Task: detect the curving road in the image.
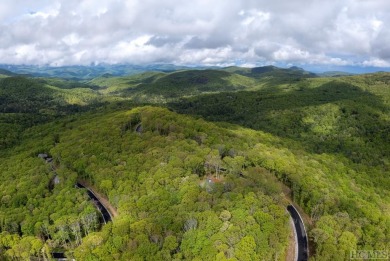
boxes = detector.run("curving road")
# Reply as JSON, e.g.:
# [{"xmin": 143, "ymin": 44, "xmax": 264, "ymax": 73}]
[
  {"xmin": 51, "ymin": 183, "xmax": 113, "ymax": 260},
  {"xmin": 44, "ymin": 154, "xmax": 307, "ymax": 260},
  {"xmin": 41, "ymin": 155, "xmax": 114, "ymax": 259},
  {"xmin": 75, "ymin": 183, "xmax": 113, "ymax": 223},
  {"xmin": 287, "ymin": 205, "xmax": 308, "ymax": 261}
]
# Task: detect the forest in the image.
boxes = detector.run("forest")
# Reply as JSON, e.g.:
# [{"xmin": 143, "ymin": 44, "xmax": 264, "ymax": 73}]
[{"xmin": 0, "ymin": 66, "xmax": 389, "ymax": 260}]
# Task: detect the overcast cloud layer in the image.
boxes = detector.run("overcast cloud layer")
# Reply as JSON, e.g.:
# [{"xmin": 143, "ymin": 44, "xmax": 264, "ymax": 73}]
[{"xmin": 1, "ymin": 0, "xmax": 390, "ymax": 68}]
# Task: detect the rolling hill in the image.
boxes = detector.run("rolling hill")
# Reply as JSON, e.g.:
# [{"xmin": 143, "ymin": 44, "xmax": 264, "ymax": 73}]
[
  {"xmin": 222, "ymin": 65, "xmax": 317, "ymax": 80},
  {"xmin": 0, "ymin": 66, "xmax": 389, "ymax": 260},
  {"xmin": 0, "ymin": 69, "xmax": 17, "ymax": 78},
  {"xmin": 88, "ymin": 66, "xmax": 317, "ymax": 102},
  {"xmin": 0, "ymin": 106, "xmax": 292, "ymax": 260},
  {"xmin": 0, "ymin": 75, "xmax": 104, "ymax": 150},
  {"xmin": 0, "ymin": 64, "xmax": 195, "ymax": 80}
]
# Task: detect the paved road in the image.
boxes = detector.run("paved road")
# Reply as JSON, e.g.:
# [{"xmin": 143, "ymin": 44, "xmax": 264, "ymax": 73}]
[
  {"xmin": 51, "ymin": 183, "xmax": 113, "ymax": 260},
  {"xmin": 51, "ymin": 252, "xmax": 67, "ymax": 260},
  {"xmin": 76, "ymin": 183, "xmax": 112, "ymax": 223},
  {"xmin": 287, "ymin": 205, "xmax": 308, "ymax": 261}
]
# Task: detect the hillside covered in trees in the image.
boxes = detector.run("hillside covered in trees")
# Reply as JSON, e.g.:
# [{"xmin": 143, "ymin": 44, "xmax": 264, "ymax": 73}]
[{"xmin": 0, "ymin": 66, "xmax": 389, "ymax": 260}]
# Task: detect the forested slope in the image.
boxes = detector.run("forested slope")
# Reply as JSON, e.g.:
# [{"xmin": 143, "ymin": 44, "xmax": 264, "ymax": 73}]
[
  {"xmin": 1, "ymin": 106, "xmax": 292, "ymax": 260},
  {"xmin": 0, "ymin": 68, "xmax": 389, "ymax": 260},
  {"xmin": 170, "ymin": 73, "xmax": 390, "ymax": 259},
  {"xmin": 88, "ymin": 66, "xmax": 316, "ymax": 103},
  {"xmin": 171, "ymin": 75, "xmax": 390, "ymax": 167},
  {"xmin": 0, "ymin": 76, "xmax": 103, "ymax": 150},
  {"xmin": 88, "ymin": 69, "xmax": 258, "ymax": 102}
]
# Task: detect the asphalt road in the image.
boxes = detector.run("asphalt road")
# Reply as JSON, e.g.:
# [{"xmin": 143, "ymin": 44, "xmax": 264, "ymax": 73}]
[
  {"xmin": 76, "ymin": 182, "xmax": 112, "ymax": 223},
  {"xmin": 51, "ymin": 183, "xmax": 113, "ymax": 259},
  {"xmin": 287, "ymin": 205, "xmax": 308, "ymax": 261}
]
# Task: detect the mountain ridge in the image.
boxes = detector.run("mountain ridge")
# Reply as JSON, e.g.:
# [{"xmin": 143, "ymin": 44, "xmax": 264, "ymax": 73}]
[{"xmin": 0, "ymin": 66, "xmax": 389, "ymax": 260}]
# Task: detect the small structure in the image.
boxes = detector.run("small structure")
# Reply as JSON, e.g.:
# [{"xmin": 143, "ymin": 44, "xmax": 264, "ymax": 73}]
[
  {"xmin": 38, "ymin": 153, "xmax": 48, "ymax": 159},
  {"xmin": 38, "ymin": 153, "xmax": 54, "ymax": 164},
  {"xmin": 53, "ymin": 175, "xmax": 60, "ymax": 185},
  {"xmin": 49, "ymin": 174, "xmax": 61, "ymax": 191},
  {"xmin": 203, "ymin": 176, "xmax": 224, "ymax": 192}
]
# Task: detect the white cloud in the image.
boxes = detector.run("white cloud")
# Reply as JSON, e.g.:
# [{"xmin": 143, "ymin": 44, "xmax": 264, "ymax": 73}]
[
  {"xmin": 362, "ymin": 58, "xmax": 390, "ymax": 67},
  {"xmin": 0, "ymin": 0, "xmax": 390, "ymax": 68},
  {"xmin": 179, "ymin": 47, "xmax": 234, "ymax": 65},
  {"xmin": 273, "ymin": 46, "xmax": 310, "ymax": 62},
  {"xmin": 62, "ymin": 33, "xmax": 81, "ymax": 46},
  {"xmin": 240, "ymin": 10, "xmax": 270, "ymax": 26}
]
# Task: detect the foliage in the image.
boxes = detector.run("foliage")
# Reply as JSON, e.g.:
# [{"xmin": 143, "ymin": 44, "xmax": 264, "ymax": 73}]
[
  {"xmin": 170, "ymin": 74, "xmax": 390, "ymax": 259},
  {"xmin": 1, "ymin": 106, "xmax": 292, "ymax": 260},
  {"xmin": 0, "ymin": 67, "xmax": 389, "ymax": 260}
]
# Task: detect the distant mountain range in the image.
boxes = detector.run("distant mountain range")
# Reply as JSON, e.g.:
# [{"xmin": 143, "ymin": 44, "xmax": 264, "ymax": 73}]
[
  {"xmin": 0, "ymin": 63, "xmax": 389, "ymax": 260},
  {"xmin": 317, "ymin": 71, "xmax": 355, "ymax": 77},
  {"xmin": 0, "ymin": 63, "xmax": 359, "ymax": 80},
  {"xmin": 0, "ymin": 64, "xmax": 195, "ymax": 80}
]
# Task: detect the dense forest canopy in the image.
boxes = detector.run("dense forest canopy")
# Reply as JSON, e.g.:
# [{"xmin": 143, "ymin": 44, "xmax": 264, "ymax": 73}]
[{"xmin": 0, "ymin": 66, "xmax": 389, "ymax": 260}]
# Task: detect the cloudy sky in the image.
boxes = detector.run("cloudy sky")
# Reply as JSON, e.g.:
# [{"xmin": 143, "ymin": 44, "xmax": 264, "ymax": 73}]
[{"xmin": 1, "ymin": 0, "xmax": 390, "ymax": 71}]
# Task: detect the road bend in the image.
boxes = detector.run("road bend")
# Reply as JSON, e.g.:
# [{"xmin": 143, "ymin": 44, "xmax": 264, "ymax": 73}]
[{"xmin": 287, "ymin": 205, "xmax": 308, "ymax": 261}]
